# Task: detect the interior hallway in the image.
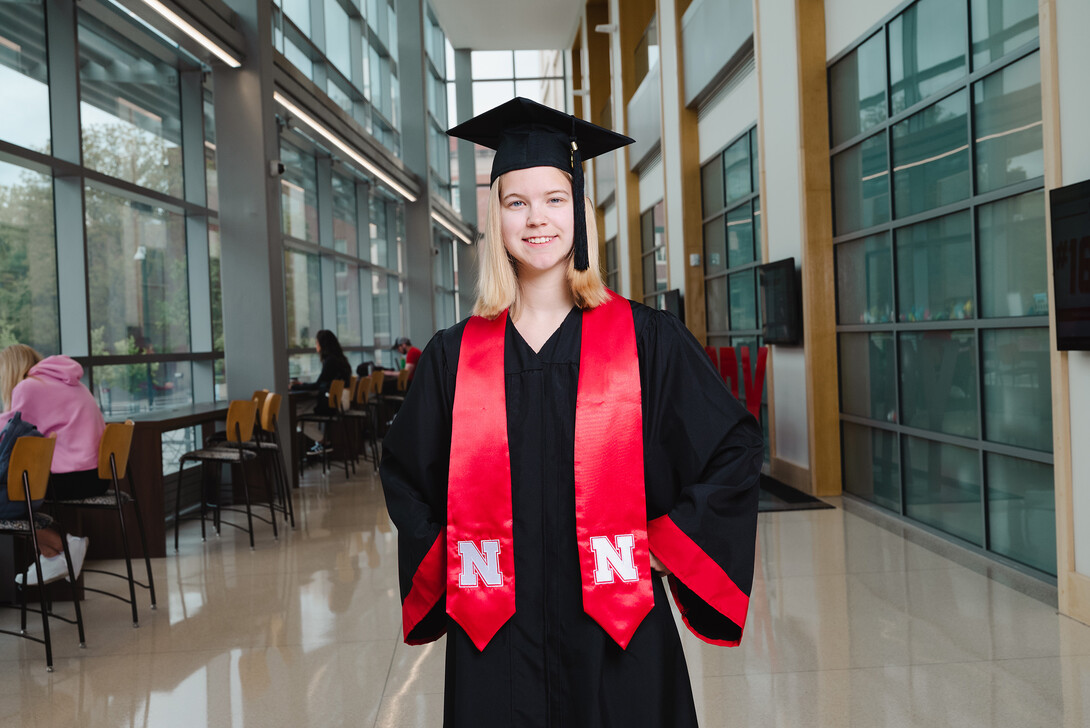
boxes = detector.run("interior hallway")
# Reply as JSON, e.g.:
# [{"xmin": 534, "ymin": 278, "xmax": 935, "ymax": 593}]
[{"xmin": 1, "ymin": 464, "xmax": 1086, "ymax": 728}]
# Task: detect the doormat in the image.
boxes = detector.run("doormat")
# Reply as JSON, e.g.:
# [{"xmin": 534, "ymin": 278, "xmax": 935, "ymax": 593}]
[{"xmin": 758, "ymin": 474, "xmax": 835, "ymax": 513}]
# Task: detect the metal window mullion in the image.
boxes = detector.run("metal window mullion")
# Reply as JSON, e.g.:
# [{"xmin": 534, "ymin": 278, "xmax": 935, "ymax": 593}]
[
  {"xmin": 889, "ymin": 197, "xmax": 905, "ymax": 514},
  {"xmin": 839, "ymin": 410, "xmax": 1053, "ymax": 460},
  {"xmin": 180, "ymin": 69, "xmax": 213, "ymax": 410},
  {"xmin": 45, "ymin": 0, "xmax": 89, "ymax": 357},
  {"xmin": 838, "ymin": 315, "xmax": 1051, "ymax": 334}
]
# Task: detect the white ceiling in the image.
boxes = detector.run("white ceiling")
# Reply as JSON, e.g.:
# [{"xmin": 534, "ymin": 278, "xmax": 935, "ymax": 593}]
[{"xmin": 428, "ymin": 0, "xmax": 584, "ymax": 50}]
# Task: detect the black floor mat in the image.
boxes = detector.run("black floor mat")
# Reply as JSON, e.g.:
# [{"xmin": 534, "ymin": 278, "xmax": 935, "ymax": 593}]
[{"xmin": 758, "ymin": 474, "xmax": 834, "ymax": 512}]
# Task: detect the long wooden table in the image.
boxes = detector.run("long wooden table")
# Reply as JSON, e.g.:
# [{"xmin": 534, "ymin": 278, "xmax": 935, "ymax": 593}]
[{"xmin": 77, "ymin": 403, "xmax": 229, "ymax": 559}]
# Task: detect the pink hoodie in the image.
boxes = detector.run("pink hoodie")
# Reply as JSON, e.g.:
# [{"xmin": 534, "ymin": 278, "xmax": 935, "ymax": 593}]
[{"xmin": 0, "ymin": 356, "xmax": 105, "ymax": 473}]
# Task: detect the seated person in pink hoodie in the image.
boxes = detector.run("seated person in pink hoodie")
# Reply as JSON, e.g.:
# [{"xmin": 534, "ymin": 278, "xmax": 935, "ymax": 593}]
[{"xmin": 0, "ymin": 344, "xmax": 100, "ymax": 584}]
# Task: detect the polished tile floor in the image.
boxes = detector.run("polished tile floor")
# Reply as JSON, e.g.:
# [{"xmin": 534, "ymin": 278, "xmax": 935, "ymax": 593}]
[{"xmin": 1, "ymin": 465, "xmax": 1087, "ymax": 727}]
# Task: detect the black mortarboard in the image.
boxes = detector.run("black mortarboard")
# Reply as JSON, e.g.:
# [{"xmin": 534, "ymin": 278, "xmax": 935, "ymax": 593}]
[{"xmin": 447, "ymin": 97, "xmax": 634, "ymax": 271}]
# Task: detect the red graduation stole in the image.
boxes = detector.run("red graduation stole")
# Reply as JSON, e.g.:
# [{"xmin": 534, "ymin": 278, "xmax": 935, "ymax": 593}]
[{"xmin": 447, "ymin": 292, "xmax": 653, "ymax": 651}]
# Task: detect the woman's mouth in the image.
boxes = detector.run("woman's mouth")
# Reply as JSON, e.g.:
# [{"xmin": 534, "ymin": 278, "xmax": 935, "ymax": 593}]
[{"xmin": 524, "ymin": 235, "xmax": 556, "ymax": 245}]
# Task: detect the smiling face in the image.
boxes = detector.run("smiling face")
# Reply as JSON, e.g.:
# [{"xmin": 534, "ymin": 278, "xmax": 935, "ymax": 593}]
[{"xmin": 498, "ymin": 166, "xmax": 575, "ymax": 277}]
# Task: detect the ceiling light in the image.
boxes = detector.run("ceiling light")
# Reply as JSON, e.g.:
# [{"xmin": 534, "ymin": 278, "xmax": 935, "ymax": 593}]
[
  {"xmin": 274, "ymin": 91, "xmax": 417, "ymax": 203},
  {"xmin": 594, "ymin": 23, "xmax": 617, "ymax": 33},
  {"xmin": 431, "ymin": 210, "xmax": 472, "ymax": 244},
  {"xmin": 138, "ymin": 0, "xmax": 242, "ymax": 68}
]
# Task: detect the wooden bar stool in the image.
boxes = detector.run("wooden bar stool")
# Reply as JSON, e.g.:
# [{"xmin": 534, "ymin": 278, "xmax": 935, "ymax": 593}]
[
  {"xmin": 297, "ymin": 380, "xmax": 352, "ymax": 479},
  {"xmin": 344, "ymin": 376, "xmax": 379, "ymax": 471},
  {"xmin": 173, "ymin": 400, "xmax": 277, "ymax": 551},
  {"xmin": 0, "ymin": 435, "xmax": 86, "ymax": 671},
  {"xmin": 52, "ymin": 421, "xmax": 156, "ymax": 627},
  {"xmin": 254, "ymin": 393, "xmax": 296, "ymax": 529}
]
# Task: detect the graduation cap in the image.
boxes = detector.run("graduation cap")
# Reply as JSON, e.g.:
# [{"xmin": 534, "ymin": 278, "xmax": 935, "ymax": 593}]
[{"xmin": 447, "ymin": 97, "xmax": 634, "ymax": 271}]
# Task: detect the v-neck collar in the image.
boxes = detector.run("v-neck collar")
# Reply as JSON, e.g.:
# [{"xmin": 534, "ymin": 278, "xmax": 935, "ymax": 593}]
[{"xmin": 508, "ymin": 306, "xmax": 580, "ymax": 360}]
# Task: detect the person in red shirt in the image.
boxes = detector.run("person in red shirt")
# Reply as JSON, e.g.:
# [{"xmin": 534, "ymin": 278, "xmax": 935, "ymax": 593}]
[{"xmin": 393, "ymin": 337, "xmax": 421, "ymax": 380}]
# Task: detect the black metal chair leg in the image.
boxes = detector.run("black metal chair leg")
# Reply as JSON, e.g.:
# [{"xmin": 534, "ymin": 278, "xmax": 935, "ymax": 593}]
[
  {"xmin": 28, "ymin": 526, "xmax": 53, "ymax": 671},
  {"xmin": 60, "ymin": 532, "xmax": 87, "ymax": 647},
  {"xmin": 129, "ymin": 478, "xmax": 157, "ymax": 609},
  {"xmin": 261, "ymin": 453, "xmax": 279, "ymax": 541},
  {"xmin": 114, "ymin": 495, "xmax": 139, "ymax": 627},
  {"xmin": 237, "ymin": 460, "xmax": 256, "ymax": 550},
  {"xmin": 174, "ymin": 463, "xmax": 185, "ymax": 551}
]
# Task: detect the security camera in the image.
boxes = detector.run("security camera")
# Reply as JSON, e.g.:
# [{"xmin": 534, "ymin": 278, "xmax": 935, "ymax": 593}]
[
  {"xmin": 431, "ymin": 246, "xmax": 440, "ymax": 256},
  {"xmin": 269, "ymin": 160, "xmax": 285, "ymax": 177}
]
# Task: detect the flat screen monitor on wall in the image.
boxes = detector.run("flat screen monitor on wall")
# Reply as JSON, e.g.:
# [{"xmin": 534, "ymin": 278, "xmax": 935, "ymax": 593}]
[
  {"xmin": 1051, "ymin": 179, "xmax": 1090, "ymax": 351},
  {"xmin": 758, "ymin": 258, "xmax": 802, "ymax": 346},
  {"xmin": 662, "ymin": 289, "xmax": 684, "ymax": 323}
]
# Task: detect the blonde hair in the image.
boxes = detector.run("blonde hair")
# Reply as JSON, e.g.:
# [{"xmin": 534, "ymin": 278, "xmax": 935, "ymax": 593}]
[
  {"xmin": 473, "ymin": 171, "xmax": 610, "ymax": 319},
  {"xmin": 0, "ymin": 344, "xmax": 43, "ymax": 411}
]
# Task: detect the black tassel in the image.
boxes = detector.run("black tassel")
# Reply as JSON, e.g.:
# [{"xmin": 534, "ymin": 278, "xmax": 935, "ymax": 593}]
[{"xmin": 571, "ymin": 140, "xmax": 589, "ymax": 272}]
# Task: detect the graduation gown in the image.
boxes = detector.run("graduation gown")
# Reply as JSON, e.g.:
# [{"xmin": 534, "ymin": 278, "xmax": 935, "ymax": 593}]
[{"xmin": 380, "ymin": 300, "xmax": 763, "ymax": 728}]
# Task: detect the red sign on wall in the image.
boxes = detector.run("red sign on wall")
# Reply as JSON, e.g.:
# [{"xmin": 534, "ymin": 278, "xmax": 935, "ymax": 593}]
[{"xmin": 704, "ymin": 346, "xmax": 768, "ymax": 421}]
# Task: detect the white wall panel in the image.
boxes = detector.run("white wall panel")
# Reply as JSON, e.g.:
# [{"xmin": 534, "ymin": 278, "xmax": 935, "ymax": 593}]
[
  {"xmin": 603, "ymin": 200, "xmax": 617, "ymax": 241},
  {"xmin": 757, "ymin": 0, "xmax": 808, "ymax": 469},
  {"xmin": 638, "ymin": 157, "xmax": 664, "ymax": 211},
  {"xmin": 825, "ymin": 0, "xmax": 903, "ymax": 60},
  {"xmin": 697, "ymin": 65, "xmax": 758, "ymax": 164}
]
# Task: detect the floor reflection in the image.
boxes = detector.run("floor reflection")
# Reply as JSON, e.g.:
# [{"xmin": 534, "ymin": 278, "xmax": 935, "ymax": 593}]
[{"xmin": 0, "ymin": 472, "xmax": 1087, "ymax": 727}]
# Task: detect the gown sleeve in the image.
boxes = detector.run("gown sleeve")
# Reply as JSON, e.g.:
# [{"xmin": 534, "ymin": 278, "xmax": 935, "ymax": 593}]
[
  {"xmin": 638, "ymin": 308, "xmax": 764, "ymax": 646},
  {"xmin": 380, "ymin": 328, "xmax": 456, "ymax": 645}
]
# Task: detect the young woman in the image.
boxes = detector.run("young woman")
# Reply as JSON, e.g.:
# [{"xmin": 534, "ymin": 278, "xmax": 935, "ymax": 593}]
[
  {"xmin": 0, "ymin": 344, "xmax": 98, "ymax": 584},
  {"xmin": 290, "ymin": 329, "xmax": 352, "ymax": 449},
  {"xmin": 380, "ymin": 98, "xmax": 762, "ymax": 727}
]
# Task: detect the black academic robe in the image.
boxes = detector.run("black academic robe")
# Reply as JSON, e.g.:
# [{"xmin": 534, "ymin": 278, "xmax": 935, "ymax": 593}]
[{"xmin": 380, "ymin": 301, "xmax": 763, "ymax": 728}]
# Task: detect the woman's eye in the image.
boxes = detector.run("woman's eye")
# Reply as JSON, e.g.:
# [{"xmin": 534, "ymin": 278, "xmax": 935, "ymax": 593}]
[
  {"xmin": 507, "ymin": 200, "xmax": 524, "ymax": 208},
  {"xmin": 549, "ymin": 197, "xmax": 566, "ymax": 204}
]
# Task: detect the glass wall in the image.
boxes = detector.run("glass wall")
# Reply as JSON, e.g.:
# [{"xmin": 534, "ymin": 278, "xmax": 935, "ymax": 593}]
[
  {"xmin": 425, "ymin": 7, "xmax": 457, "ymax": 206},
  {"xmin": 280, "ymin": 132, "xmax": 404, "ymax": 378},
  {"xmin": 829, "ymin": 0, "xmax": 1051, "ymax": 574},
  {"xmin": 272, "ymin": 0, "xmax": 401, "ymax": 156},
  {"xmin": 433, "ymin": 230, "xmax": 459, "ymax": 328},
  {"xmin": 471, "ymin": 50, "xmax": 567, "ymax": 223},
  {"xmin": 640, "ymin": 201, "xmax": 667, "ymax": 308},
  {"xmin": 1, "ymin": 0, "xmax": 221, "ymax": 421}
]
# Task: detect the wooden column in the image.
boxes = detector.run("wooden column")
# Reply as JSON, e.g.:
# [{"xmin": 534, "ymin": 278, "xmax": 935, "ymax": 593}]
[
  {"xmin": 793, "ymin": 0, "xmax": 840, "ymax": 496},
  {"xmin": 1040, "ymin": 0, "xmax": 1082, "ymax": 623}
]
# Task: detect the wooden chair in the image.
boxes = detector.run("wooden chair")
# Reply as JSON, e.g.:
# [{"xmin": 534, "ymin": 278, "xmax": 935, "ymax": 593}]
[
  {"xmin": 254, "ymin": 393, "xmax": 296, "ymax": 529},
  {"xmin": 51, "ymin": 421, "xmax": 156, "ymax": 627},
  {"xmin": 344, "ymin": 376, "xmax": 379, "ymax": 471},
  {"xmin": 0, "ymin": 435, "xmax": 85, "ymax": 671},
  {"xmin": 173, "ymin": 400, "xmax": 278, "ymax": 551},
  {"xmin": 206, "ymin": 390, "xmax": 267, "ymax": 447},
  {"xmin": 297, "ymin": 380, "xmax": 353, "ymax": 479}
]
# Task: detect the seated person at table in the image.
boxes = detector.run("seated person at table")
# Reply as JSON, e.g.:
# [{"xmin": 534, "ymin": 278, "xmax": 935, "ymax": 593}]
[
  {"xmin": 0, "ymin": 344, "xmax": 96, "ymax": 585},
  {"xmin": 290, "ymin": 330, "xmax": 352, "ymax": 452},
  {"xmin": 392, "ymin": 337, "xmax": 422, "ymax": 382}
]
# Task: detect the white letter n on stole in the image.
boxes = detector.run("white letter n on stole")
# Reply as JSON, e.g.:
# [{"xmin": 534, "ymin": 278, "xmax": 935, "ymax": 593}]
[
  {"xmin": 457, "ymin": 540, "xmax": 504, "ymax": 587},
  {"xmin": 590, "ymin": 534, "xmax": 639, "ymax": 584}
]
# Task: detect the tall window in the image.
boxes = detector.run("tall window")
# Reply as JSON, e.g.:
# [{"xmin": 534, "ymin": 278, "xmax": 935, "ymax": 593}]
[
  {"xmin": 829, "ymin": 0, "xmax": 1051, "ymax": 575},
  {"xmin": 425, "ymin": 8, "xmax": 455, "ymax": 205},
  {"xmin": 471, "ymin": 50, "xmax": 567, "ymax": 223},
  {"xmin": 700, "ymin": 125, "xmax": 764, "ymax": 438},
  {"xmin": 605, "ymin": 237, "xmax": 619, "ymax": 292},
  {"xmin": 634, "ymin": 15, "xmax": 659, "ymax": 89},
  {"xmin": 640, "ymin": 202, "xmax": 667, "ymax": 308},
  {"xmin": 271, "ymin": 0, "xmax": 401, "ymax": 155},
  {"xmin": 280, "ymin": 132, "xmax": 405, "ymax": 379},
  {"xmin": 0, "ymin": 2, "xmax": 223, "ymax": 471},
  {"xmin": 433, "ymin": 231, "xmax": 459, "ymax": 327}
]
